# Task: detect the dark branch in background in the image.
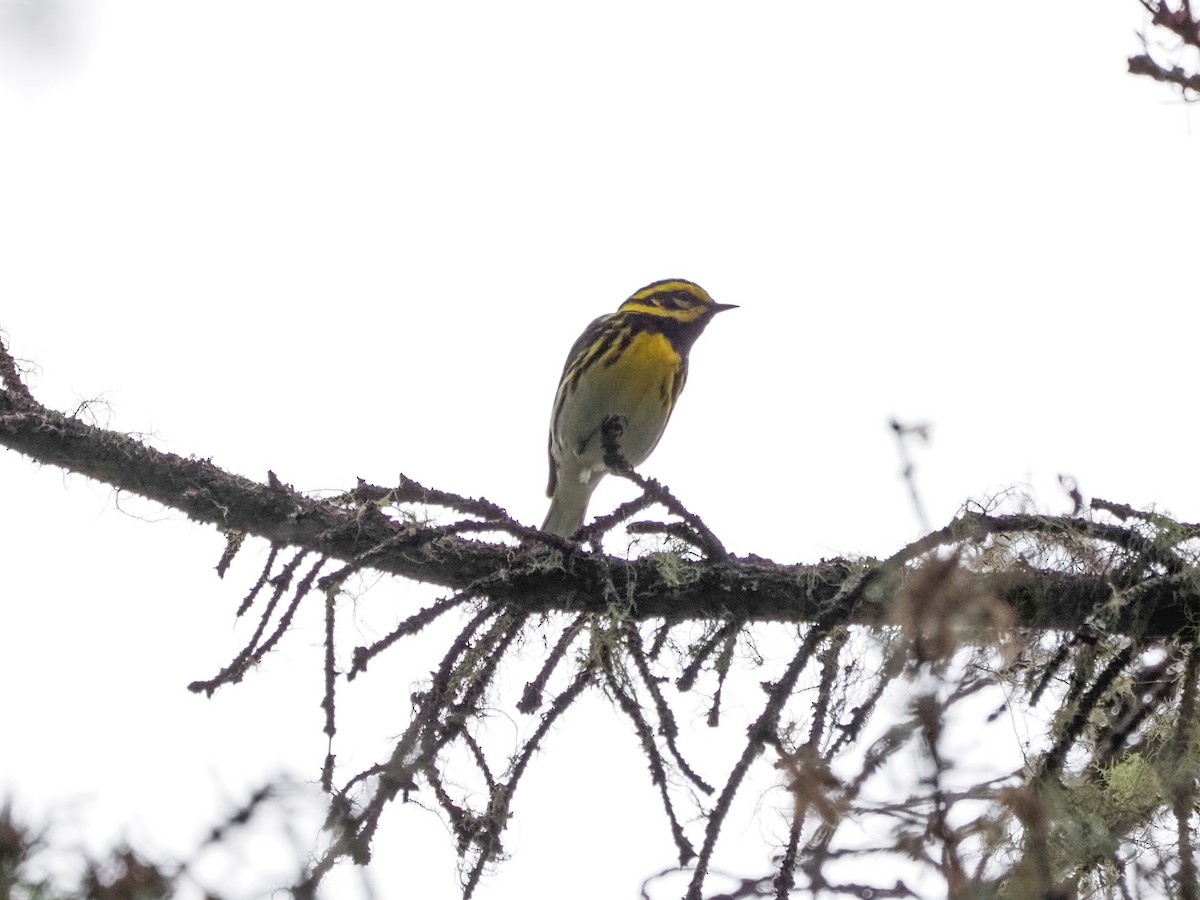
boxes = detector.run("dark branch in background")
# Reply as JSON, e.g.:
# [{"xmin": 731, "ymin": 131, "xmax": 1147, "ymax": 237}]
[
  {"xmin": 601, "ymin": 643, "xmax": 697, "ymax": 866},
  {"xmin": 1041, "ymin": 644, "xmax": 1135, "ymax": 778},
  {"xmin": 1171, "ymin": 648, "xmax": 1200, "ymax": 900},
  {"xmin": 1129, "ymin": 0, "xmax": 1200, "ymax": 99},
  {"xmin": 1, "ymin": 780, "xmax": 326, "ymax": 900},
  {"xmin": 624, "ymin": 624, "xmax": 716, "ymax": 796},
  {"xmin": 890, "ymin": 418, "xmax": 932, "ymax": 534},
  {"xmin": 684, "ymin": 622, "xmax": 839, "ymax": 900},
  {"xmin": 517, "ymin": 612, "xmax": 587, "ymax": 712}
]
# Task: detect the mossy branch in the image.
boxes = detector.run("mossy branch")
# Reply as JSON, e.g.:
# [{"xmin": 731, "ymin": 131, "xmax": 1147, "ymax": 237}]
[
  {"xmin": 9, "ymin": 331, "xmax": 1200, "ymax": 899},
  {"xmin": 3, "ymin": 344, "xmax": 1200, "ymax": 637}
]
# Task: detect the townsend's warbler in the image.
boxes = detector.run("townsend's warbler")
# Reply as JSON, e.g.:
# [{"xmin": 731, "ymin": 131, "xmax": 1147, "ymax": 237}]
[{"xmin": 541, "ymin": 278, "xmax": 735, "ymax": 537}]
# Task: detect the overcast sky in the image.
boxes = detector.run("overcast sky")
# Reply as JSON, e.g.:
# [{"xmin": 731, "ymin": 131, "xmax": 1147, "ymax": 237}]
[{"xmin": 2, "ymin": 2, "xmax": 1197, "ymax": 898}]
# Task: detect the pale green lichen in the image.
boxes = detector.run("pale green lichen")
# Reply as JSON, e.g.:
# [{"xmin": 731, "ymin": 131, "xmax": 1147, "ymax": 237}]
[
  {"xmin": 1098, "ymin": 753, "xmax": 1163, "ymax": 810},
  {"xmin": 648, "ymin": 550, "xmax": 701, "ymax": 588},
  {"xmin": 523, "ymin": 548, "xmax": 566, "ymax": 574}
]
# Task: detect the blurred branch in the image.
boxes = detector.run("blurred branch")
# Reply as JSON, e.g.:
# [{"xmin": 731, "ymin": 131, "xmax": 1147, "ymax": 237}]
[
  {"xmin": 0, "ymin": 782, "xmax": 319, "ymax": 900},
  {"xmin": 1129, "ymin": 1, "xmax": 1200, "ymax": 98},
  {"xmin": 890, "ymin": 418, "xmax": 931, "ymax": 534}
]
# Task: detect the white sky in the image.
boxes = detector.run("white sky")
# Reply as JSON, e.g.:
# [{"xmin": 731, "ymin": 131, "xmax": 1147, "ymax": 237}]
[{"xmin": 2, "ymin": 1, "xmax": 1198, "ymax": 898}]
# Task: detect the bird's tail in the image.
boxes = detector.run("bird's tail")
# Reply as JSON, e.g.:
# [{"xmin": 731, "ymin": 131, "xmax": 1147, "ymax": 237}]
[{"xmin": 541, "ymin": 476, "xmax": 598, "ymax": 537}]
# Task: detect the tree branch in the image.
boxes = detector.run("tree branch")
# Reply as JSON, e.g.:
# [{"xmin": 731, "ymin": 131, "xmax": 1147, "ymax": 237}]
[
  {"xmin": 9, "ymin": 331, "xmax": 1200, "ymax": 898},
  {"xmin": 3, "ymin": 339, "xmax": 1200, "ymax": 638}
]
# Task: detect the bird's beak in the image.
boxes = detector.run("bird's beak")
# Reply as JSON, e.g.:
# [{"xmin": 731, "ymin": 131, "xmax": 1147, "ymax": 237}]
[{"xmin": 713, "ymin": 302, "xmax": 739, "ymax": 313}]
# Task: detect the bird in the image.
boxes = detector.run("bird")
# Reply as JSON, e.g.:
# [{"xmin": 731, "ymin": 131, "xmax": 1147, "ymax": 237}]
[{"xmin": 541, "ymin": 278, "xmax": 736, "ymax": 537}]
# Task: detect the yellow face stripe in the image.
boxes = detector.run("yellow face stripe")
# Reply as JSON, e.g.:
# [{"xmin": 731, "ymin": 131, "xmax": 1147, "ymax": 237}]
[
  {"xmin": 618, "ymin": 279, "xmax": 717, "ymax": 324},
  {"xmin": 628, "ymin": 279, "xmax": 714, "ymax": 304}
]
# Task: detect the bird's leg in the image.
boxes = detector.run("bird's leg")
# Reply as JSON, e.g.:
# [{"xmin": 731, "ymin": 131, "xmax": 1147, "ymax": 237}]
[{"xmin": 600, "ymin": 415, "xmax": 631, "ymax": 473}]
